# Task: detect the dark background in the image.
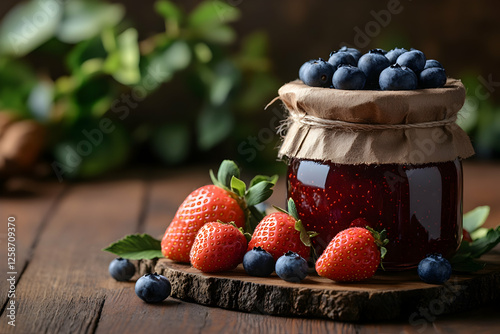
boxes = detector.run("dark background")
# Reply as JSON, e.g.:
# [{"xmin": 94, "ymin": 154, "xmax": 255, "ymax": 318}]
[
  {"xmin": 1, "ymin": 0, "xmax": 500, "ymax": 174},
  {"xmin": 2, "ymin": 0, "xmax": 499, "ymax": 99}
]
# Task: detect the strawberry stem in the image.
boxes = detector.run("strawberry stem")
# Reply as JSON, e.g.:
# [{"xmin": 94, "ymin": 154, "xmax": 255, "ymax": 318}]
[
  {"xmin": 366, "ymin": 226, "xmax": 389, "ymax": 270},
  {"xmin": 275, "ymin": 198, "xmax": 318, "ymax": 248},
  {"xmin": 210, "ymin": 160, "xmax": 278, "ymax": 234}
]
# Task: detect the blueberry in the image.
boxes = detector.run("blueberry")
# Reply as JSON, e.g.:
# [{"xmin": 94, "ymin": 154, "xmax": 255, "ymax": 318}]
[
  {"xmin": 275, "ymin": 251, "xmax": 308, "ymax": 283},
  {"xmin": 419, "ymin": 67, "xmax": 447, "ymax": 88},
  {"xmin": 332, "ymin": 65, "xmax": 366, "ymax": 90},
  {"xmin": 108, "ymin": 257, "xmax": 136, "ymax": 281},
  {"xmin": 328, "ymin": 51, "xmax": 357, "ymax": 69},
  {"xmin": 357, "ymin": 49, "xmax": 391, "ymax": 89},
  {"xmin": 337, "ymin": 46, "xmax": 362, "ymax": 63},
  {"xmin": 371, "ymin": 48, "xmax": 387, "ymax": 54},
  {"xmin": 424, "ymin": 59, "xmax": 443, "ymax": 70},
  {"xmin": 135, "ymin": 273, "xmax": 171, "ymax": 303},
  {"xmin": 417, "ymin": 254, "xmax": 452, "ymax": 284},
  {"xmin": 379, "ymin": 64, "xmax": 418, "ymax": 90},
  {"xmin": 396, "ymin": 49, "xmax": 426, "ymax": 75},
  {"xmin": 243, "ymin": 247, "xmax": 275, "ymax": 277},
  {"xmin": 300, "ymin": 58, "xmax": 335, "ymax": 87},
  {"xmin": 298, "ymin": 60, "xmax": 314, "ymax": 82},
  {"xmin": 385, "ymin": 48, "xmax": 408, "ymax": 64}
]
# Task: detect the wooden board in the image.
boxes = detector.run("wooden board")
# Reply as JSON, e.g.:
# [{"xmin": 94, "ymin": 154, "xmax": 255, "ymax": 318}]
[{"xmin": 139, "ymin": 251, "xmax": 500, "ymax": 322}]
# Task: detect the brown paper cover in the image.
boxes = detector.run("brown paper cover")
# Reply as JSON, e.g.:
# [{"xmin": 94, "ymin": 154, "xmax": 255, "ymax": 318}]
[{"xmin": 276, "ymin": 78, "xmax": 474, "ymax": 165}]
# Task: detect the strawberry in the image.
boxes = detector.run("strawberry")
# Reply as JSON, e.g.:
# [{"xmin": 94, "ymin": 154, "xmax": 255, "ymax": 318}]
[
  {"xmin": 161, "ymin": 160, "xmax": 277, "ymax": 263},
  {"xmin": 315, "ymin": 227, "xmax": 388, "ymax": 282},
  {"xmin": 190, "ymin": 221, "xmax": 249, "ymax": 272},
  {"xmin": 462, "ymin": 228, "xmax": 473, "ymax": 242},
  {"xmin": 248, "ymin": 198, "xmax": 318, "ymax": 261}
]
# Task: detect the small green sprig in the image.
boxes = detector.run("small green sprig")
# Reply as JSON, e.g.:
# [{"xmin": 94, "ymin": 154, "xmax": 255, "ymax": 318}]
[
  {"xmin": 451, "ymin": 206, "xmax": 500, "ymax": 272},
  {"xmin": 103, "ymin": 234, "xmax": 162, "ymax": 260}
]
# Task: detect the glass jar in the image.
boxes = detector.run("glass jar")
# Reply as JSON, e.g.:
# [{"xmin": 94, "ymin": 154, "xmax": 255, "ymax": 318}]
[
  {"xmin": 274, "ymin": 78, "xmax": 473, "ymax": 270},
  {"xmin": 287, "ymin": 158, "xmax": 463, "ymax": 270}
]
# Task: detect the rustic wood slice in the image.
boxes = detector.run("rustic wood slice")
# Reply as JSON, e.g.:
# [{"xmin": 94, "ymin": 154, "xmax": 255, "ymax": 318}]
[{"xmin": 138, "ymin": 251, "xmax": 500, "ymax": 322}]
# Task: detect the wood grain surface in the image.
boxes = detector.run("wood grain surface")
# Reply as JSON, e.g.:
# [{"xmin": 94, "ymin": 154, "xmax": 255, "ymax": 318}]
[{"xmin": 0, "ymin": 162, "xmax": 499, "ymax": 333}]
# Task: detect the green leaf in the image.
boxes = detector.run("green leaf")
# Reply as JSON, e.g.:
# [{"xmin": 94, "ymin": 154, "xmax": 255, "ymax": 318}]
[
  {"xmin": 470, "ymin": 227, "xmax": 489, "ymax": 240},
  {"xmin": 295, "ymin": 220, "xmax": 312, "ymax": 247},
  {"xmin": 468, "ymin": 227, "xmax": 500, "ymax": 258},
  {"xmin": 451, "ymin": 226, "xmax": 500, "ymax": 272},
  {"xmin": 250, "ymin": 175, "xmax": 279, "ymax": 188},
  {"xmin": 245, "ymin": 181, "xmax": 274, "ymax": 207},
  {"xmin": 188, "ymin": 1, "xmax": 240, "ymax": 27},
  {"xmin": 463, "ymin": 206, "xmax": 490, "ymax": 233},
  {"xmin": 145, "ymin": 40, "xmax": 191, "ymax": 90},
  {"xmin": 151, "ymin": 122, "xmax": 190, "ymax": 165},
  {"xmin": 308, "ymin": 231, "xmax": 319, "ymax": 238},
  {"xmin": 66, "ymin": 36, "xmax": 107, "ymax": 75},
  {"xmin": 108, "ymin": 28, "xmax": 141, "ymax": 85},
  {"xmin": 217, "ymin": 160, "xmax": 240, "ymax": 188},
  {"xmin": 209, "ymin": 61, "xmax": 240, "ymax": 106},
  {"xmin": 197, "ymin": 105, "xmax": 234, "ymax": 150},
  {"xmin": 380, "ymin": 247, "xmax": 387, "ymax": 260},
  {"xmin": 103, "ymin": 234, "xmax": 163, "ymax": 260},
  {"xmin": 209, "ymin": 169, "xmax": 223, "ymax": 189},
  {"xmin": 155, "ymin": 40, "xmax": 191, "ymax": 72},
  {"xmin": 155, "ymin": 0, "xmax": 183, "ymax": 22},
  {"xmin": 230, "ymin": 176, "xmax": 246, "ymax": 197},
  {"xmin": 197, "ymin": 24, "xmax": 236, "ymax": 45},
  {"xmin": 194, "ymin": 43, "xmax": 213, "ymax": 63},
  {"xmin": 0, "ymin": 0, "xmax": 63, "ymax": 57},
  {"xmin": 287, "ymin": 198, "xmax": 299, "ymax": 221},
  {"xmin": 0, "ymin": 58, "xmax": 37, "ymax": 114},
  {"xmin": 57, "ymin": 1, "xmax": 125, "ymax": 44}
]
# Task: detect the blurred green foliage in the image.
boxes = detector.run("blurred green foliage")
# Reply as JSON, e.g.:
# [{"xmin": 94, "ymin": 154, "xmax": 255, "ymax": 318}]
[
  {"xmin": 458, "ymin": 73, "xmax": 500, "ymax": 159},
  {"xmin": 0, "ymin": 0, "xmax": 279, "ymax": 178}
]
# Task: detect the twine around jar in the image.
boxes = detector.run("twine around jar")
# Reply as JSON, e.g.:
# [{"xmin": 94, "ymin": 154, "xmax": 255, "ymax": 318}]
[{"xmin": 276, "ymin": 110, "xmax": 458, "ymax": 137}]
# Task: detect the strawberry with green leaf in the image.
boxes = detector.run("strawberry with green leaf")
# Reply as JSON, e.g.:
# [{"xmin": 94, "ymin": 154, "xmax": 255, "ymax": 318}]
[
  {"xmin": 161, "ymin": 160, "xmax": 277, "ymax": 263},
  {"xmin": 248, "ymin": 198, "xmax": 318, "ymax": 261}
]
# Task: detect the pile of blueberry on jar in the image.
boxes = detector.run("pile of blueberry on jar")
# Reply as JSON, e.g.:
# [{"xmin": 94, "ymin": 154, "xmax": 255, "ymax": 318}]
[{"xmin": 299, "ymin": 47, "xmax": 447, "ymax": 90}]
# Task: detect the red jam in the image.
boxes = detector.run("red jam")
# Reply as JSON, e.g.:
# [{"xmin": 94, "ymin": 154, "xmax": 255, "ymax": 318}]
[{"xmin": 287, "ymin": 158, "xmax": 463, "ymax": 270}]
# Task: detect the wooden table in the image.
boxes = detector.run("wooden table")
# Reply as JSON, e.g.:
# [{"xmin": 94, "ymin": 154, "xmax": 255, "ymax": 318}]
[{"xmin": 1, "ymin": 162, "xmax": 499, "ymax": 334}]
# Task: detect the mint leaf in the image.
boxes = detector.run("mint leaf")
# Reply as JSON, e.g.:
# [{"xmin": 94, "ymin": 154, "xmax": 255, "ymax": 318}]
[
  {"xmin": 103, "ymin": 234, "xmax": 163, "ymax": 260},
  {"xmin": 468, "ymin": 227, "xmax": 500, "ymax": 258},
  {"xmin": 471, "ymin": 227, "xmax": 489, "ymax": 240},
  {"xmin": 463, "ymin": 206, "xmax": 490, "ymax": 233}
]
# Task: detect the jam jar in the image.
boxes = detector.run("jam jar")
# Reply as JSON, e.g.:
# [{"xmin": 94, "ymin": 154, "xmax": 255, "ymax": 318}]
[
  {"xmin": 274, "ymin": 78, "xmax": 474, "ymax": 270},
  {"xmin": 287, "ymin": 158, "xmax": 463, "ymax": 270}
]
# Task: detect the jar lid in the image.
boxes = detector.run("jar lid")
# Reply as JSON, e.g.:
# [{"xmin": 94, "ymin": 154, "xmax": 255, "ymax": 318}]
[{"xmin": 274, "ymin": 78, "xmax": 474, "ymax": 165}]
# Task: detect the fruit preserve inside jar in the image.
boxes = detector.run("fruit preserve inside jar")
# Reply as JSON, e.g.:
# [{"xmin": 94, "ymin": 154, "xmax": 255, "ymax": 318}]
[{"xmin": 287, "ymin": 158, "xmax": 463, "ymax": 270}]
